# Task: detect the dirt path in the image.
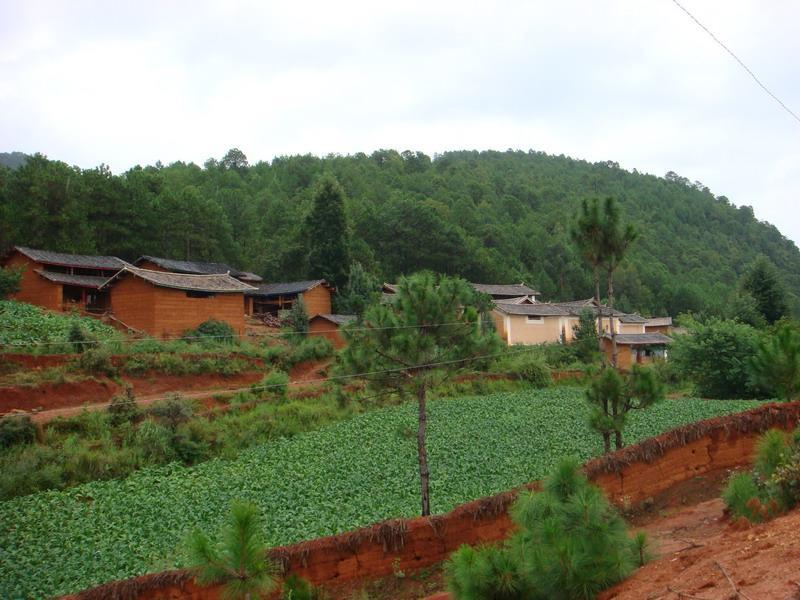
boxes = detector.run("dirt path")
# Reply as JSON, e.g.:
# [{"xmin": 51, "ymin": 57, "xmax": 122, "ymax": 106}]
[{"xmin": 26, "ymin": 372, "xmax": 331, "ymax": 423}]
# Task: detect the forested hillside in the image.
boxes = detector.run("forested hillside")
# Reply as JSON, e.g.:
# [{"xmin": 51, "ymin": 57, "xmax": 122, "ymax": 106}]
[{"xmin": 1, "ymin": 149, "xmax": 798, "ymax": 316}]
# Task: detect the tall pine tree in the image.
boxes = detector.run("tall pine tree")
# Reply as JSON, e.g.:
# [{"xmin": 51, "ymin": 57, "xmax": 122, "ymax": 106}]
[
  {"xmin": 741, "ymin": 256, "xmax": 789, "ymax": 325},
  {"xmin": 305, "ymin": 174, "xmax": 351, "ymax": 289}
]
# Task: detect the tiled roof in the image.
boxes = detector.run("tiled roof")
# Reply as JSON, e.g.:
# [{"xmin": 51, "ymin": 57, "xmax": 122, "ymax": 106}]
[
  {"xmin": 136, "ymin": 255, "xmax": 245, "ymax": 277},
  {"xmin": 494, "ymin": 296, "xmax": 537, "ymax": 305},
  {"xmin": 493, "ymin": 302, "xmax": 572, "ymax": 316},
  {"xmin": 36, "ymin": 270, "xmax": 110, "ymax": 289},
  {"xmin": 645, "ymin": 317, "xmax": 673, "ymax": 327},
  {"xmin": 14, "ymin": 246, "xmax": 126, "ymax": 270},
  {"xmin": 605, "ymin": 333, "xmax": 672, "ymax": 345},
  {"xmin": 237, "ymin": 271, "xmax": 264, "ymax": 283},
  {"xmin": 246, "ymin": 280, "xmax": 327, "ymax": 297},
  {"xmin": 471, "ymin": 283, "xmax": 541, "ymax": 297},
  {"xmin": 619, "ymin": 313, "xmax": 648, "ymax": 323},
  {"xmin": 106, "ymin": 266, "xmax": 256, "ymax": 293},
  {"xmin": 313, "ymin": 314, "xmax": 357, "ymax": 325}
]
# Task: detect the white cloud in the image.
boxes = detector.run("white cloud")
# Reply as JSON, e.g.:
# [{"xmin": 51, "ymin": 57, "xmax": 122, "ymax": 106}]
[{"xmin": 1, "ymin": 0, "xmax": 798, "ymax": 244}]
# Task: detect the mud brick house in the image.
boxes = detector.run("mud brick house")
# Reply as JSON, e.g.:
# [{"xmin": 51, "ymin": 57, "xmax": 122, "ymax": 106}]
[
  {"xmin": 1, "ymin": 246, "xmax": 127, "ymax": 313},
  {"xmin": 134, "ymin": 255, "xmax": 262, "ymax": 314},
  {"xmin": 601, "ymin": 332, "xmax": 672, "ymax": 370},
  {"xmin": 492, "ymin": 298, "xmax": 650, "ymax": 346},
  {"xmin": 308, "ymin": 314, "xmax": 356, "ymax": 348},
  {"xmin": 102, "ymin": 266, "xmax": 255, "ymax": 337},
  {"xmin": 245, "ymin": 280, "xmax": 333, "ymax": 317}
]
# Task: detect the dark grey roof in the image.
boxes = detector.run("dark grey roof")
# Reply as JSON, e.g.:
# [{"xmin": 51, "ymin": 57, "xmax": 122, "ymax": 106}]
[
  {"xmin": 313, "ymin": 314, "xmax": 357, "ymax": 325},
  {"xmin": 237, "ymin": 271, "xmax": 264, "ymax": 283},
  {"xmin": 493, "ymin": 302, "xmax": 572, "ymax": 316},
  {"xmin": 619, "ymin": 313, "xmax": 648, "ymax": 324},
  {"xmin": 645, "ymin": 317, "xmax": 673, "ymax": 327},
  {"xmin": 105, "ymin": 266, "xmax": 256, "ymax": 293},
  {"xmin": 493, "ymin": 299, "xmax": 644, "ymax": 322},
  {"xmin": 136, "ymin": 255, "xmax": 250, "ymax": 278},
  {"xmin": 36, "ymin": 271, "xmax": 110, "ymax": 289},
  {"xmin": 246, "ymin": 280, "xmax": 327, "ymax": 297},
  {"xmin": 471, "ymin": 282, "xmax": 540, "ymax": 297},
  {"xmin": 605, "ymin": 333, "xmax": 672, "ymax": 345},
  {"xmin": 15, "ymin": 246, "xmax": 126, "ymax": 270}
]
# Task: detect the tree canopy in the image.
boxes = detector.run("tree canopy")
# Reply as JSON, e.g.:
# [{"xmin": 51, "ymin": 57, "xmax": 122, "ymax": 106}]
[{"xmin": 1, "ymin": 148, "xmax": 798, "ymax": 317}]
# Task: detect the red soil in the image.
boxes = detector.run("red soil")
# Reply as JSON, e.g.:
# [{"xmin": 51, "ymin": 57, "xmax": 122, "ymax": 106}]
[
  {"xmin": 0, "ymin": 371, "xmax": 264, "ymax": 421},
  {"xmin": 601, "ymin": 502, "xmax": 800, "ymax": 600}
]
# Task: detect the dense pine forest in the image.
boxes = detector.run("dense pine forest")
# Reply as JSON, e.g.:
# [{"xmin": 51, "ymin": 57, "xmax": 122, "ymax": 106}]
[{"xmin": 1, "ymin": 149, "xmax": 798, "ymax": 316}]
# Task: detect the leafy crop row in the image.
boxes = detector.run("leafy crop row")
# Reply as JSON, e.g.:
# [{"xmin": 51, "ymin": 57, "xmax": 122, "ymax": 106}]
[
  {"xmin": 0, "ymin": 387, "xmax": 758, "ymax": 599},
  {"xmin": 0, "ymin": 300, "xmax": 120, "ymax": 348}
]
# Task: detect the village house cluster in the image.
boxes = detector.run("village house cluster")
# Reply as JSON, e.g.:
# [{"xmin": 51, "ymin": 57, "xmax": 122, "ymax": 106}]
[{"xmin": 2, "ymin": 246, "xmax": 672, "ymax": 367}]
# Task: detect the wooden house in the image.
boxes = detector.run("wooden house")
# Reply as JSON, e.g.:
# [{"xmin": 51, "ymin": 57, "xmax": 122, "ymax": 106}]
[
  {"xmin": 1, "ymin": 246, "xmax": 126, "ymax": 313},
  {"xmin": 601, "ymin": 333, "xmax": 672, "ymax": 370},
  {"xmin": 308, "ymin": 314, "xmax": 356, "ymax": 348},
  {"xmin": 102, "ymin": 266, "xmax": 255, "ymax": 337},
  {"xmin": 245, "ymin": 280, "xmax": 333, "ymax": 317}
]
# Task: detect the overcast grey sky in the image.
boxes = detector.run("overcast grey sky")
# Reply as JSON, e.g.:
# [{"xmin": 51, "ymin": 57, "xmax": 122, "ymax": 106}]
[{"xmin": 1, "ymin": 0, "xmax": 798, "ymax": 244}]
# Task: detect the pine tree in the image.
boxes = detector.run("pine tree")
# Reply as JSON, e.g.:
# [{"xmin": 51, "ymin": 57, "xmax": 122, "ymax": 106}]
[
  {"xmin": 339, "ymin": 272, "xmax": 501, "ymax": 515},
  {"xmin": 749, "ymin": 323, "xmax": 800, "ymax": 401},
  {"xmin": 334, "ymin": 261, "xmax": 379, "ymax": 316},
  {"xmin": 586, "ymin": 365, "xmax": 663, "ymax": 452},
  {"xmin": 305, "ymin": 174, "xmax": 351, "ymax": 290},
  {"xmin": 187, "ymin": 501, "xmax": 277, "ymax": 600},
  {"xmin": 741, "ymin": 256, "xmax": 789, "ymax": 325}
]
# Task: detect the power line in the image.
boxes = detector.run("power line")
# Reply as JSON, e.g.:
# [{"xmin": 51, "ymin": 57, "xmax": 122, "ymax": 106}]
[{"xmin": 670, "ymin": 0, "xmax": 800, "ymax": 125}]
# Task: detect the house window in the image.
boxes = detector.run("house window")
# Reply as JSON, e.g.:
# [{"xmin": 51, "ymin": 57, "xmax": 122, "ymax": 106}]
[
  {"xmin": 526, "ymin": 315, "xmax": 543, "ymax": 324},
  {"xmin": 186, "ymin": 290, "xmax": 216, "ymax": 298}
]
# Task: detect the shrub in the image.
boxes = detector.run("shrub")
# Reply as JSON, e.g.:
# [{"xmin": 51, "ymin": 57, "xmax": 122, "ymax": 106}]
[
  {"xmin": 73, "ymin": 346, "xmax": 117, "ymax": 377},
  {"xmin": 186, "ymin": 319, "xmax": 236, "ymax": 344},
  {"xmin": 671, "ymin": 318, "xmax": 762, "ymax": 398},
  {"xmin": 282, "ymin": 336, "xmax": 334, "ymax": 370},
  {"xmin": 511, "ymin": 355, "xmax": 551, "ymax": 388},
  {"xmin": 0, "ymin": 445, "xmax": 63, "ymax": 499},
  {"xmin": 446, "ymin": 457, "xmax": 648, "ymax": 599},
  {"xmin": 722, "ymin": 427, "xmax": 800, "ymax": 522},
  {"xmin": 286, "ymin": 297, "xmax": 309, "ymax": 337},
  {"xmin": 0, "ymin": 414, "xmax": 36, "ymax": 449},
  {"xmin": 0, "ymin": 266, "xmax": 22, "ymax": 299},
  {"xmin": 107, "ymin": 387, "xmax": 141, "ymax": 427},
  {"xmin": 749, "ymin": 323, "xmax": 800, "ymax": 401},
  {"xmin": 259, "ymin": 370, "xmax": 289, "ymax": 400},
  {"xmin": 148, "ymin": 395, "xmax": 194, "ymax": 430},
  {"xmin": 134, "ymin": 419, "xmax": 176, "ymax": 464}
]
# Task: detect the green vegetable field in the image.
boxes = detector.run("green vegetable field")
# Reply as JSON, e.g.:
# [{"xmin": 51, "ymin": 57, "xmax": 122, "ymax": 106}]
[
  {"xmin": 0, "ymin": 387, "xmax": 759, "ymax": 599},
  {"xmin": 0, "ymin": 300, "xmax": 120, "ymax": 348}
]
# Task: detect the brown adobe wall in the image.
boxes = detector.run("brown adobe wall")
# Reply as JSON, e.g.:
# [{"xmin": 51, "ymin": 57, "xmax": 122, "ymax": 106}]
[
  {"xmin": 4, "ymin": 252, "xmax": 62, "ymax": 311},
  {"xmin": 66, "ymin": 401, "xmax": 800, "ymax": 600},
  {"xmin": 109, "ymin": 275, "xmax": 157, "ymax": 334},
  {"xmin": 308, "ymin": 317, "xmax": 345, "ymax": 348},
  {"xmin": 302, "ymin": 285, "xmax": 332, "ymax": 316}
]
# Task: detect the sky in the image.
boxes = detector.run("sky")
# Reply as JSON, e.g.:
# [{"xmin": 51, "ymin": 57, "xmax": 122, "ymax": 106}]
[{"xmin": 1, "ymin": 0, "xmax": 799, "ymax": 245}]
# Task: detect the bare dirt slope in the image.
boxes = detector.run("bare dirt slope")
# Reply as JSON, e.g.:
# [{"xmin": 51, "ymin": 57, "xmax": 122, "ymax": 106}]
[{"xmin": 601, "ymin": 500, "xmax": 800, "ymax": 600}]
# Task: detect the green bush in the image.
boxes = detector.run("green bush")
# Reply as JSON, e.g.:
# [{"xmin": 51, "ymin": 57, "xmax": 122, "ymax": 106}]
[
  {"xmin": 0, "ymin": 445, "xmax": 64, "ymax": 499},
  {"xmin": 722, "ymin": 427, "xmax": 800, "ymax": 523},
  {"xmin": 134, "ymin": 420, "xmax": 177, "ymax": 463},
  {"xmin": 0, "ymin": 414, "xmax": 36, "ymax": 449},
  {"xmin": 671, "ymin": 318, "xmax": 762, "ymax": 398},
  {"xmin": 281, "ymin": 336, "xmax": 334, "ymax": 370},
  {"xmin": 259, "ymin": 370, "xmax": 289, "ymax": 400},
  {"xmin": 72, "ymin": 346, "xmax": 117, "ymax": 377},
  {"xmin": 186, "ymin": 319, "xmax": 236, "ymax": 344},
  {"xmin": 281, "ymin": 574, "xmax": 325, "ymax": 600},
  {"xmin": 0, "ymin": 266, "xmax": 22, "ymax": 300},
  {"xmin": 107, "ymin": 388, "xmax": 141, "ymax": 427},
  {"xmin": 147, "ymin": 395, "xmax": 194, "ymax": 430},
  {"xmin": 446, "ymin": 457, "xmax": 647, "ymax": 599}
]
